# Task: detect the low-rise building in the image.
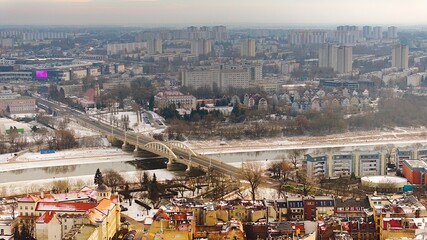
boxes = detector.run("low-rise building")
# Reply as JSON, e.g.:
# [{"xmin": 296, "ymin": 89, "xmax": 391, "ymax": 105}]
[
  {"xmin": 154, "ymin": 91, "xmax": 197, "ymax": 110},
  {"xmin": 402, "ymin": 160, "xmax": 427, "ymax": 185}
]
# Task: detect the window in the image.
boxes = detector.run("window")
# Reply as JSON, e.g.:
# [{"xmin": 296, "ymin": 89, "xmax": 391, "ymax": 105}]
[
  {"xmin": 0, "ymin": 229, "xmax": 3, "ymax": 235},
  {"xmin": 25, "ymin": 206, "xmax": 28, "ymax": 210},
  {"xmin": 64, "ymin": 225, "xmax": 67, "ymax": 230}
]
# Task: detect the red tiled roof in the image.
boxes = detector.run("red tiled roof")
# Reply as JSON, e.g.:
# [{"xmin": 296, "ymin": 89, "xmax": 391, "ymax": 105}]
[
  {"xmin": 36, "ymin": 202, "xmax": 97, "ymax": 212},
  {"xmin": 37, "ymin": 211, "xmax": 56, "ymax": 224}
]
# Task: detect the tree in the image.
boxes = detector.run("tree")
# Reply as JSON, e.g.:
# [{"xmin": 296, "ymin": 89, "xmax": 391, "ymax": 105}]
[
  {"xmin": 51, "ymin": 179, "xmax": 70, "ymax": 193},
  {"xmin": 103, "ymin": 169, "xmax": 125, "ymax": 192},
  {"xmin": 288, "ymin": 149, "xmax": 306, "ymax": 169},
  {"xmin": 94, "ymin": 168, "xmax": 103, "ymax": 185},
  {"xmin": 297, "ymin": 169, "xmax": 316, "ymax": 195},
  {"xmin": 51, "ymin": 129, "xmax": 78, "ymax": 150},
  {"xmin": 123, "ymin": 183, "xmax": 132, "ymax": 203},
  {"xmin": 241, "ymin": 162, "xmax": 264, "ymax": 201},
  {"xmin": 136, "ymin": 170, "xmax": 150, "ymax": 190},
  {"xmin": 148, "ymin": 173, "xmax": 160, "ymax": 208}
]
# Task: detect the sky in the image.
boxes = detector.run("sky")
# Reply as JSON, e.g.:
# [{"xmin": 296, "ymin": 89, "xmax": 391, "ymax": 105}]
[{"xmin": 1, "ymin": 0, "xmax": 427, "ymax": 26}]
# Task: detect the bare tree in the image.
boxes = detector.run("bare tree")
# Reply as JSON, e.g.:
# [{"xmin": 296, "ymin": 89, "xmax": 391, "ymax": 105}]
[
  {"xmin": 241, "ymin": 162, "xmax": 264, "ymax": 201},
  {"xmin": 51, "ymin": 129, "xmax": 78, "ymax": 150},
  {"xmin": 51, "ymin": 179, "xmax": 71, "ymax": 193},
  {"xmin": 103, "ymin": 169, "xmax": 125, "ymax": 192},
  {"xmin": 31, "ymin": 127, "xmax": 49, "ymax": 150},
  {"xmin": 296, "ymin": 169, "xmax": 316, "ymax": 195},
  {"xmin": 288, "ymin": 149, "xmax": 306, "ymax": 169}
]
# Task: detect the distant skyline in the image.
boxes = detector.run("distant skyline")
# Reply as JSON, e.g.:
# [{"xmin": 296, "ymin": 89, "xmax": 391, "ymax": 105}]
[{"xmin": 2, "ymin": 0, "xmax": 427, "ymax": 26}]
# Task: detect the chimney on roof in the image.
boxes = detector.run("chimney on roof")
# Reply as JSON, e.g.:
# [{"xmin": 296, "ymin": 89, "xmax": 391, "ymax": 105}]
[{"xmin": 41, "ymin": 191, "xmax": 44, "ymax": 199}]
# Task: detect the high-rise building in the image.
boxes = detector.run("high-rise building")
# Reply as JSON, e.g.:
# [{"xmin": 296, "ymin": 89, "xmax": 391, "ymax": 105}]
[
  {"xmin": 191, "ymin": 39, "xmax": 212, "ymax": 56},
  {"xmin": 318, "ymin": 44, "xmax": 352, "ymax": 73},
  {"xmin": 148, "ymin": 38, "xmax": 162, "ymax": 54},
  {"xmin": 240, "ymin": 39, "xmax": 256, "ymax": 57},
  {"xmin": 319, "ymin": 44, "xmax": 338, "ymax": 70},
  {"xmin": 212, "ymin": 26, "xmax": 228, "ymax": 41},
  {"xmin": 372, "ymin": 26, "xmax": 383, "ymax": 39},
  {"xmin": 392, "ymin": 44, "xmax": 409, "ymax": 69},
  {"xmin": 388, "ymin": 26, "xmax": 398, "ymax": 39},
  {"xmin": 337, "ymin": 46, "xmax": 353, "ymax": 73},
  {"xmin": 362, "ymin": 26, "xmax": 372, "ymax": 39}
]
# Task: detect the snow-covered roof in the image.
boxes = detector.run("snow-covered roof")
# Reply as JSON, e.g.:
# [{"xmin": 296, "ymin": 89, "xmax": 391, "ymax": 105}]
[
  {"xmin": 36, "ymin": 202, "xmax": 97, "ymax": 212},
  {"xmin": 87, "ymin": 198, "xmax": 115, "ymax": 224}
]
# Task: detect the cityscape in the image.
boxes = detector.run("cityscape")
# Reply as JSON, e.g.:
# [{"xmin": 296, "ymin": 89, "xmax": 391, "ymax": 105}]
[{"xmin": 3, "ymin": 1, "xmax": 427, "ymax": 240}]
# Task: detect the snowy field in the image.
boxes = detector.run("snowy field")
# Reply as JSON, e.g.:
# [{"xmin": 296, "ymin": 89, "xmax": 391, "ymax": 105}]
[
  {"xmin": 66, "ymin": 120, "xmax": 100, "ymax": 138},
  {"xmin": 87, "ymin": 110, "xmax": 164, "ymax": 135}
]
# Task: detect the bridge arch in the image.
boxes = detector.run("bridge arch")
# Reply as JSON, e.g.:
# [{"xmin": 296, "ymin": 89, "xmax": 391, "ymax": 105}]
[
  {"xmin": 166, "ymin": 141, "xmax": 198, "ymax": 157},
  {"xmin": 143, "ymin": 142, "xmax": 178, "ymax": 159}
]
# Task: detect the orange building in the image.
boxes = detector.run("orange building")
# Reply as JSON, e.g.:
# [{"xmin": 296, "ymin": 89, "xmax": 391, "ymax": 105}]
[{"xmin": 402, "ymin": 160, "xmax": 427, "ymax": 185}]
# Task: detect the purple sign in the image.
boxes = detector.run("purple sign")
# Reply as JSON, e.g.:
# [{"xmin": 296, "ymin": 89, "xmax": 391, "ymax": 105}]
[{"xmin": 36, "ymin": 70, "xmax": 48, "ymax": 78}]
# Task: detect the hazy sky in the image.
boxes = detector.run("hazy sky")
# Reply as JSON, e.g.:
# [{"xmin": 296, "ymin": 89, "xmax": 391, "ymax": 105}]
[{"xmin": 1, "ymin": 0, "xmax": 427, "ymax": 26}]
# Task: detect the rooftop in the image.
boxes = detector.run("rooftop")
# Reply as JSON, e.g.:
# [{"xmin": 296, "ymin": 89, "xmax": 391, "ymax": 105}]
[
  {"xmin": 36, "ymin": 202, "xmax": 97, "ymax": 212},
  {"xmin": 405, "ymin": 160, "xmax": 427, "ymax": 170}
]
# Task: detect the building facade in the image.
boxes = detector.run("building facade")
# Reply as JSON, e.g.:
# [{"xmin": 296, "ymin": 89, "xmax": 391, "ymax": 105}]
[{"xmin": 392, "ymin": 44, "xmax": 409, "ymax": 70}]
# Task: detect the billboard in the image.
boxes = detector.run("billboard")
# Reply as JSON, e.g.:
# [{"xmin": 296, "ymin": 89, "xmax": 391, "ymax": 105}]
[{"xmin": 35, "ymin": 70, "xmax": 48, "ymax": 78}]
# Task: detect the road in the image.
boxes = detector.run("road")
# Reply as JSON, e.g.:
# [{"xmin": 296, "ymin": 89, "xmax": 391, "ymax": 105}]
[{"xmin": 34, "ymin": 96, "xmax": 243, "ymax": 179}]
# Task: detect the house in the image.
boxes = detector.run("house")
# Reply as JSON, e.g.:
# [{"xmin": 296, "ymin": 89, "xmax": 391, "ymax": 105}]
[
  {"xmin": 35, "ymin": 211, "xmax": 61, "ymax": 240},
  {"xmin": 335, "ymin": 198, "xmax": 371, "ymax": 219}
]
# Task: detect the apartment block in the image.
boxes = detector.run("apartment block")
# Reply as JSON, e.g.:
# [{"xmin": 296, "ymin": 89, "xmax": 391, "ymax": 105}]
[{"xmin": 392, "ymin": 44, "xmax": 409, "ymax": 70}]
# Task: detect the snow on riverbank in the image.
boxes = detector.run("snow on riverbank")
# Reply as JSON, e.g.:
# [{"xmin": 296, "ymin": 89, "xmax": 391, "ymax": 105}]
[
  {"xmin": 189, "ymin": 127, "xmax": 427, "ymax": 155},
  {"xmin": 0, "ymin": 169, "xmax": 176, "ymax": 197},
  {"xmin": 0, "ymin": 148, "xmax": 135, "ymax": 172}
]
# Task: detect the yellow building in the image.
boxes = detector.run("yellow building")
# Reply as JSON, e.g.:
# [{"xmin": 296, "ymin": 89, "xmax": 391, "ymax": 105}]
[
  {"xmin": 206, "ymin": 219, "xmax": 245, "ymax": 240},
  {"xmin": 142, "ymin": 209, "xmax": 195, "ymax": 240}
]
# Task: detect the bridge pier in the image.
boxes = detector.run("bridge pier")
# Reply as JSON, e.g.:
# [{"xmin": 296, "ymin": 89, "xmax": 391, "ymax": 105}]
[
  {"xmin": 167, "ymin": 158, "xmax": 183, "ymax": 171},
  {"xmin": 133, "ymin": 147, "xmax": 159, "ymax": 158},
  {"xmin": 122, "ymin": 143, "xmax": 134, "ymax": 152},
  {"xmin": 121, "ymin": 131, "xmax": 133, "ymax": 152}
]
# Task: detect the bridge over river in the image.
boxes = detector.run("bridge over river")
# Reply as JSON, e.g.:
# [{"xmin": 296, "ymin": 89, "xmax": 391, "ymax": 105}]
[{"xmin": 35, "ymin": 96, "xmax": 242, "ymax": 178}]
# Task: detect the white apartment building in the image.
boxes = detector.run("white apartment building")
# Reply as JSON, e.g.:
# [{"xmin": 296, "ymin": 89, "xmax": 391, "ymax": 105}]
[
  {"xmin": 305, "ymin": 151, "xmax": 386, "ymax": 178},
  {"xmin": 154, "ymin": 91, "xmax": 197, "ymax": 110},
  {"xmin": 220, "ymin": 69, "xmax": 250, "ymax": 90},
  {"xmin": 357, "ymin": 152, "xmax": 382, "ymax": 177},
  {"xmin": 182, "ymin": 63, "xmax": 260, "ymax": 90},
  {"xmin": 181, "ymin": 68, "xmax": 221, "ymax": 89},
  {"xmin": 107, "ymin": 42, "xmax": 145, "ymax": 55},
  {"xmin": 288, "ymin": 30, "xmax": 327, "ymax": 45}
]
